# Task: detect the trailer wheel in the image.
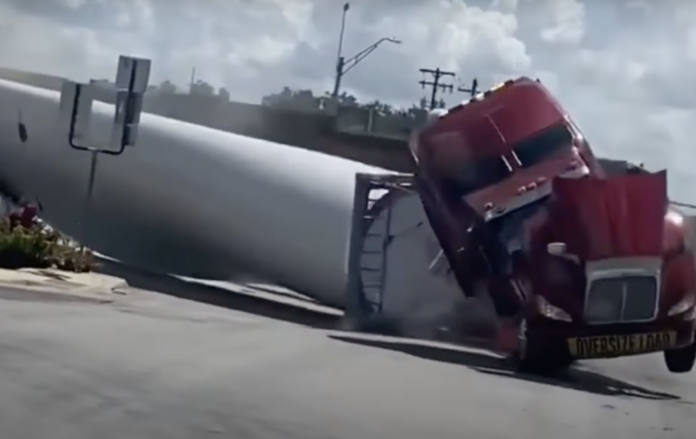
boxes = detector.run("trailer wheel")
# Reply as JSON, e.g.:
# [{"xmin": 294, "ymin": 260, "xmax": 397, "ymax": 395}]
[
  {"xmin": 340, "ymin": 314, "xmax": 404, "ymax": 336},
  {"xmin": 664, "ymin": 341, "xmax": 696, "ymax": 373}
]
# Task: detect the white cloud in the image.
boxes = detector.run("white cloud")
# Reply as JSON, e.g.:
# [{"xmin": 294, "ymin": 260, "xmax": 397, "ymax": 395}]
[
  {"xmin": 539, "ymin": 0, "xmax": 585, "ymax": 44},
  {"xmin": 0, "ymin": 0, "xmax": 694, "ymax": 201}
]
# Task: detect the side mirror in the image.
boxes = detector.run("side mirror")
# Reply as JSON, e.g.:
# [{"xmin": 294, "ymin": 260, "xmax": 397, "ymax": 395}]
[{"xmin": 547, "ymin": 242, "xmax": 567, "ymax": 256}]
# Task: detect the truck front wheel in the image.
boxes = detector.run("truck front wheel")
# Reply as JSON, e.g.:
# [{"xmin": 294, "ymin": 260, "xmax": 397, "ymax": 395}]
[
  {"xmin": 664, "ymin": 341, "xmax": 696, "ymax": 373},
  {"xmin": 510, "ymin": 320, "xmax": 573, "ymax": 375},
  {"xmin": 515, "ymin": 348, "xmax": 573, "ymax": 375}
]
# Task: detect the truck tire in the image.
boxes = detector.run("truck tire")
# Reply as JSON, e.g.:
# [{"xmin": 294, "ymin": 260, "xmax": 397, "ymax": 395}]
[
  {"xmin": 664, "ymin": 341, "xmax": 696, "ymax": 373},
  {"xmin": 514, "ymin": 349, "xmax": 573, "ymax": 375},
  {"xmin": 511, "ymin": 320, "xmax": 573, "ymax": 375}
]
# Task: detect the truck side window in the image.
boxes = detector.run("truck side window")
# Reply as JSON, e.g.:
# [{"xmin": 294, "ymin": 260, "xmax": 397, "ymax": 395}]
[{"xmin": 513, "ymin": 123, "xmax": 573, "ymax": 168}]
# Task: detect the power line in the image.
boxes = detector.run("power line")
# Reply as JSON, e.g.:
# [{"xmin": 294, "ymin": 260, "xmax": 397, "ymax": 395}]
[
  {"xmin": 419, "ymin": 68, "xmax": 455, "ymax": 110},
  {"xmin": 672, "ymin": 201, "xmax": 696, "ymax": 210},
  {"xmin": 458, "ymin": 78, "xmax": 479, "ymax": 98}
]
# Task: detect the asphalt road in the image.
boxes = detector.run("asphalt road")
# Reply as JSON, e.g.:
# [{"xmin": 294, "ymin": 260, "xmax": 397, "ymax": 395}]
[{"xmin": 0, "ymin": 287, "xmax": 694, "ymax": 439}]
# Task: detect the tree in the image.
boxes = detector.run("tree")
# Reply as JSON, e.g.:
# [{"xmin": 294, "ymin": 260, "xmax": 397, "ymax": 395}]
[
  {"xmin": 364, "ymin": 99, "xmax": 395, "ymax": 115},
  {"xmin": 218, "ymin": 87, "xmax": 230, "ymax": 102},
  {"xmin": 260, "ymin": 86, "xmax": 434, "ymax": 136},
  {"xmin": 157, "ymin": 80, "xmax": 177, "ymax": 94},
  {"xmin": 262, "ymin": 88, "xmax": 324, "ymax": 111},
  {"xmin": 418, "ymin": 97, "xmax": 428, "ymax": 110},
  {"xmin": 190, "ymin": 80, "xmax": 215, "ymax": 96},
  {"xmin": 333, "ymin": 91, "xmax": 359, "ymax": 107}
]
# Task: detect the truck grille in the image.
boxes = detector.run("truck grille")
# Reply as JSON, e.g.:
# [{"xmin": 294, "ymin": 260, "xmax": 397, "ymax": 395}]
[{"xmin": 584, "ymin": 275, "xmax": 658, "ymax": 324}]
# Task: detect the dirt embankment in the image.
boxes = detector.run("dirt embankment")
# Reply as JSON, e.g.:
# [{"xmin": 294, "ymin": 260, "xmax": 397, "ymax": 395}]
[
  {"xmin": 142, "ymin": 95, "xmax": 414, "ymax": 172},
  {"xmin": 0, "ymin": 67, "xmax": 412, "ymax": 171}
]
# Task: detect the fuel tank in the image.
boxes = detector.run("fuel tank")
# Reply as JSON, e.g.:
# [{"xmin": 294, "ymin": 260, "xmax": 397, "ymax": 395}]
[{"xmin": 0, "ymin": 79, "xmax": 392, "ymax": 307}]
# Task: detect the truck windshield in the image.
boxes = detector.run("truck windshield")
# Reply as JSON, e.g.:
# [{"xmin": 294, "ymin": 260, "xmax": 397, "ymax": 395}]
[
  {"xmin": 513, "ymin": 123, "xmax": 573, "ymax": 168},
  {"xmin": 454, "ymin": 155, "xmax": 512, "ymax": 195}
]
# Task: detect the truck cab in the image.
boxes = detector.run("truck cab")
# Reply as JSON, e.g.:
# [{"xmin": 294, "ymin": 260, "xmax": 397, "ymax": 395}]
[
  {"xmin": 518, "ymin": 170, "xmax": 696, "ymax": 372},
  {"xmin": 409, "ymin": 78, "xmax": 696, "ymax": 374},
  {"xmin": 410, "ymin": 77, "xmax": 603, "ymax": 300}
]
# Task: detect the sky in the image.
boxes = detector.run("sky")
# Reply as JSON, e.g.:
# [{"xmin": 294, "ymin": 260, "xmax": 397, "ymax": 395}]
[{"xmin": 0, "ymin": 0, "xmax": 695, "ymax": 201}]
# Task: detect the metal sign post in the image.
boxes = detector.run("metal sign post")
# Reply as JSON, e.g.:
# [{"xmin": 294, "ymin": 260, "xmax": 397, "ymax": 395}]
[
  {"xmin": 59, "ymin": 55, "xmax": 151, "ymax": 250},
  {"xmin": 83, "ymin": 150, "xmax": 99, "ymax": 247}
]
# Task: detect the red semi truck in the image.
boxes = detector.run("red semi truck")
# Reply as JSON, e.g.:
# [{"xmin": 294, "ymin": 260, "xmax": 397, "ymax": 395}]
[{"xmin": 409, "ymin": 77, "xmax": 696, "ymax": 373}]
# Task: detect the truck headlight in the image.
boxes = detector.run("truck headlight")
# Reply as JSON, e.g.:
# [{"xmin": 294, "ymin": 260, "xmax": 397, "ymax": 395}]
[
  {"xmin": 537, "ymin": 295, "xmax": 572, "ymax": 322},
  {"xmin": 668, "ymin": 294, "xmax": 696, "ymax": 317}
]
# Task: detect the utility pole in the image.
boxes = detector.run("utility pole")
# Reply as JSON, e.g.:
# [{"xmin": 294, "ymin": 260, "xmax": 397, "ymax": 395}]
[
  {"xmin": 419, "ymin": 68, "xmax": 455, "ymax": 110},
  {"xmin": 458, "ymin": 77, "xmax": 479, "ymax": 98}
]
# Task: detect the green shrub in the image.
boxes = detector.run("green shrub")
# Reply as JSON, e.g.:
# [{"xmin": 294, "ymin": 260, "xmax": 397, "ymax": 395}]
[{"xmin": 0, "ymin": 219, "xmax": 96, "ymax": 272}]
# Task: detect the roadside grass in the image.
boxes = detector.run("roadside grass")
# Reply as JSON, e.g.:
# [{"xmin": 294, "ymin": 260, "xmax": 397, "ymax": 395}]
[{"xmin": 0, "ymin": 218, "xmax": 96, "ymax": 272}]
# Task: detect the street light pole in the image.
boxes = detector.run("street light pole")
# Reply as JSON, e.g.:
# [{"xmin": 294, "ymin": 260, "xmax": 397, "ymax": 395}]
[
  {"xmin": 332, "ymin": 56, "xmax": 346, "ymax": 99},
  {"xmin": 332, "ymin": 37, "xmax": 402, "ymax": 98},
  {"xmin": 336, "ymin": 3, "xmax": 349, "ymax": 74},
  {"xmin": 333, "ymin": 3, "xmax": 350, "ymax": 99}
]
